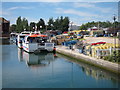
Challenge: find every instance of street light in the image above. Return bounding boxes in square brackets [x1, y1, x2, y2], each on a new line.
[33, 27, 35, 31]
[113, 14, 117, 62]
[40, 26, 42, 29]
[24, 28, 26, 31]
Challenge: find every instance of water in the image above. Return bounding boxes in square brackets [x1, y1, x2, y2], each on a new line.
[1, 44, 120, 88]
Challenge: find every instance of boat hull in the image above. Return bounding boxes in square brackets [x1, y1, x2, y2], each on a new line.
[22, 43, 55, 53]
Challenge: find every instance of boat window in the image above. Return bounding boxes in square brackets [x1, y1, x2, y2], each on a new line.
[21, 33, 30, 34]
[20, 36, 25, 40]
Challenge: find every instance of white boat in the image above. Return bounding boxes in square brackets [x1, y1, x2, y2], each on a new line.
[22, 34, 55, 53]
[21, 31, 41, 35]
[17, 33, 29, 48]
[17, 31, 41, 49]
[10, 33, 19, 44]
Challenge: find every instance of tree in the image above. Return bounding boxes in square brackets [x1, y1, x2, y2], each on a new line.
[51, 16, 69, 32]
[37, 18, 46, 31]
[16, 16, 23, 32]
[10, 24, 16, 32]
[79, 21, 120, 30]
[30, 22, 36, 31]
[54, 17, 60, 30]
[22, 18, 28, 31]
[62, 17, 69, 31]
[15, 16, 29, 32]
[47, 17, 54, 30]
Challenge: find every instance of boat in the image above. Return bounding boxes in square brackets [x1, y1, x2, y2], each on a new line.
[10, 33, 19, 44]
[17, 31, 41, 49]
[17, 33, 29, 48]
[22, 34, 55, 53]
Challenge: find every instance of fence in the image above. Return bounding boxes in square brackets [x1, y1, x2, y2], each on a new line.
[96, 48, 120, 58]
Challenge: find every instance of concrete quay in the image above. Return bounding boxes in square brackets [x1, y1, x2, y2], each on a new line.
[56, 45, 120, 74]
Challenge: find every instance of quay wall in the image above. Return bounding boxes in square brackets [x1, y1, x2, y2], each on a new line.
[56, 46, 120, 74]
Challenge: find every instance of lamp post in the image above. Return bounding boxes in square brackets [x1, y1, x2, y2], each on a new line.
[24, 28, 26, 31]
[40, 26, 42, 32]
[113, 14, 116, 62]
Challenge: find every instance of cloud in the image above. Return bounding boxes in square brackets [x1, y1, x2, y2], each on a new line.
[2, 0, 63, 2]
[73, 2, 113, 13]
[1, 0, 119, 2]
[55, 8, 98, 17]
[74, 2, 94, 8]
[0, 11, 11, 16]
[8, 6, 33, 10]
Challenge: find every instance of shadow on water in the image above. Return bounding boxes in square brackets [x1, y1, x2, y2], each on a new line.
[18, 48, 57, 68]
[57, 53, 120, 84]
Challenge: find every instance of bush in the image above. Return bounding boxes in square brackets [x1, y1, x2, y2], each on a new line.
[103, 50, 120, 63]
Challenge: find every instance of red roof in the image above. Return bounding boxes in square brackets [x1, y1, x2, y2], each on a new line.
[91, 42, 106, 45]
[63, 31, 68, 34]
[29, 34, 47, 37]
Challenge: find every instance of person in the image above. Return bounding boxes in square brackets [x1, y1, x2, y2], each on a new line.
[82, 45, 85, 54]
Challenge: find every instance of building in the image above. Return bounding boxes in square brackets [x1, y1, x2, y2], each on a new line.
[0, 17, 10, 37]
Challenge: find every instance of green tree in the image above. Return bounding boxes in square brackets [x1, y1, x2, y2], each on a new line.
[54, 17, 60, 30]
[48, 17, 54, 30]
[16, 16, 23, 32]
[10, 24, 16, 32]
[37, 18, 46, 31]
[53, 16, 69, 32]
[62, 17, 69, 31]
[30, 22, 36, 31]
[79, 21, 119, 30]
[22, 18, 28, 31]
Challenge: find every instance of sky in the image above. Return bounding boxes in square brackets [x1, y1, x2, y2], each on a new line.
[0, 1, 119, 26]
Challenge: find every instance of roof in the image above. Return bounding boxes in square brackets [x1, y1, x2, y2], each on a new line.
[0, 17, 10, 23]
[29, 34, 47, 37]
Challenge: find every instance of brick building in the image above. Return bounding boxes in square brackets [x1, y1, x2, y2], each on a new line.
[0, 17, 10, 37]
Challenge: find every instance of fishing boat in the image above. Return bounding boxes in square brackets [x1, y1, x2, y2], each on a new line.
[22, 34, 55, 53]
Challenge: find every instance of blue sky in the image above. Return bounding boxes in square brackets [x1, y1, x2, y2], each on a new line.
[1, 2, 119, 25]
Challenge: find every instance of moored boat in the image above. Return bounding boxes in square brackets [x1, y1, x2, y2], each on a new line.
[17, 31, 41, 49]
[22, 34, 55, 53]
[17, 33, 30, 48]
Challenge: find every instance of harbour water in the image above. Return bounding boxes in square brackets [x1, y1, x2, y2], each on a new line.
[1, 43, 120, 88]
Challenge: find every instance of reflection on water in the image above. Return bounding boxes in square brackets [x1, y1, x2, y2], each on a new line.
[57, 54, 120, 84]
[2, 44, 120, 88]
[18, 48, 56, 68]
[0, 38, 10, 45]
